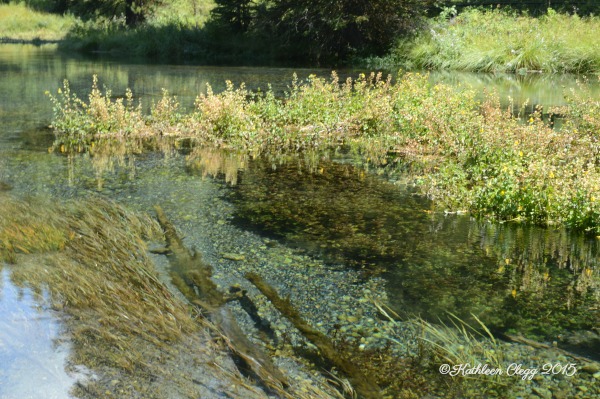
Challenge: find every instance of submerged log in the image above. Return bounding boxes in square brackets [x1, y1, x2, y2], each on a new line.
[246, 272, 382, 399]
[153, 206, 287, 390]
[502, 333, 599, 366]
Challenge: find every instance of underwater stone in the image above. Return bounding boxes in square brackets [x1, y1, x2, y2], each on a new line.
[221, 253, 245, 261]
[581, 363, 600, 374]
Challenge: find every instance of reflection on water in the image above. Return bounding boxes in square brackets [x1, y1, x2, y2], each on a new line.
[2, 44, 599, 143]
[0, 43, 333, 143]
[388, 217, 599, 356]
[225, 156, 599, 358]
[0, 269, 86, 399]
[428, 70, 600, 114]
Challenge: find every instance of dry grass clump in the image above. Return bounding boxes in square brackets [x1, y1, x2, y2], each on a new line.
[0, 200, 68, 263]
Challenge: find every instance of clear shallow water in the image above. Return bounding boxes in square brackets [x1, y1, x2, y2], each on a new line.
[0, 269, 86, 399]
[0, 41, 598, 389]
[226, 157, 600, 358]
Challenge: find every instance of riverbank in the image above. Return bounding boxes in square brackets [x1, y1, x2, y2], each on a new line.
[367, 8, 600, 73]
[48, 72, 600, 233]
[5, 3, 600, 72]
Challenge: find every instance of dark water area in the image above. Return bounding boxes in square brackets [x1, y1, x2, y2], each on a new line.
[0, 43, 599, 398]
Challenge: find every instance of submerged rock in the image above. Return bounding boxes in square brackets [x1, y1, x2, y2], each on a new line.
[221, 252, 246, 261]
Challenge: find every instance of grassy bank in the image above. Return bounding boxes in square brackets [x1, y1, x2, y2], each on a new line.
[48, 72, 600, 233]
[0, 3, 75, 41]
[0, 196, 200, 397]
[369, 8, 600, 73]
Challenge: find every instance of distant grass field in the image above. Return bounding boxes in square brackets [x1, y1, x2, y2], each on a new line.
[0, 1, 213, 44]
[370, 8, 600, 73]
[149, 0, 214, 26]
[0, 3, 75, 41]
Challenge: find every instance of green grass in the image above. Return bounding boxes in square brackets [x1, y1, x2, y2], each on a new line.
[0, 3, 76, 41]
[370, 8, 600, 73]
[47, 72, 600, 233]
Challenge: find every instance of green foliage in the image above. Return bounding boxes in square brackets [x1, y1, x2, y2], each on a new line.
[44, 0, 160, 26]
[48, 72, 600, 232]
[372, 8, 600, 73]
[210, 0, 253, 32]
[254, 0, 429, 62]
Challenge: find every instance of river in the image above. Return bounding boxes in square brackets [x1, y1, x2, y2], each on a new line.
[1, 44, 599, 398]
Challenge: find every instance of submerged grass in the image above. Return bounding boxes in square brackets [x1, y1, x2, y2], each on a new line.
[48, 72, 600, 233]
[0, 3, 75, 41]
[372, 302, 510, 398]
[0, 195, 195, 361]
[0, 194, 345, 398]
[370, 8, 600, 74]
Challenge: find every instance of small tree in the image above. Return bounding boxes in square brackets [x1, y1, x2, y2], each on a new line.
[125, 0, 146, 26]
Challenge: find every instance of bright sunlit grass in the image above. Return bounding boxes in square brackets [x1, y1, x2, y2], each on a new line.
[374, 8, 600, 73]
[0, 3, 76, 41]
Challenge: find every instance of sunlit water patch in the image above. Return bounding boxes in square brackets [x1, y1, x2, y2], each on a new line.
[0, 268, 88, 399]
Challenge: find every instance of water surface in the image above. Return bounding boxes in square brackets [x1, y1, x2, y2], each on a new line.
[0, 269, 84, 399]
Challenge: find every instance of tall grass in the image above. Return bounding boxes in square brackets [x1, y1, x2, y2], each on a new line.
[372, 8, 600, 73]
[48, 72, 600, 233]
[0, 3, 75, 41]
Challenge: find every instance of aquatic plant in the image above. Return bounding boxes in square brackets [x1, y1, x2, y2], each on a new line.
[0, 194, 351, 398]
[363, 301, 515, 398]
[48, 72, 600, 233]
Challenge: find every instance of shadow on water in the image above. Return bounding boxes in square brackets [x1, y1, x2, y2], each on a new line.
[221, 155, 600, 360]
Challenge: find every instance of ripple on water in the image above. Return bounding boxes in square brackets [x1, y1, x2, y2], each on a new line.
[0, 268, 90, 399]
